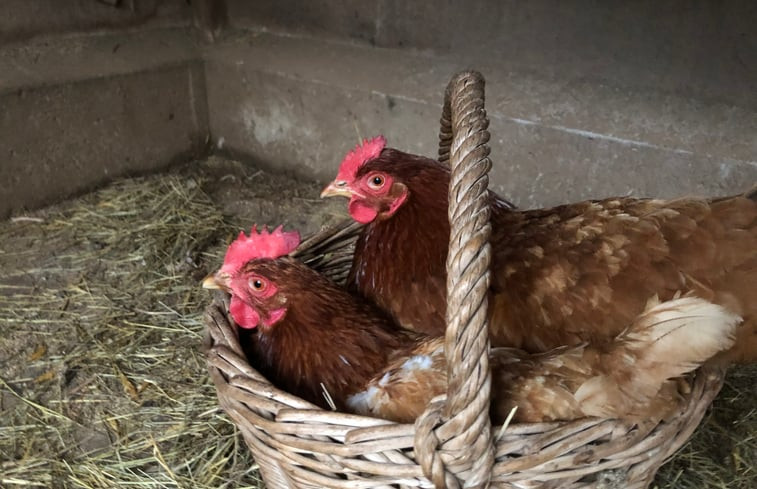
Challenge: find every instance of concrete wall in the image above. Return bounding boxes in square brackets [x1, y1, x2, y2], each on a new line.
[0, 1, 208, 218]
[2, 0, 756, 217]
[0, 0, 190, 44]
[214, 0, 757, 207]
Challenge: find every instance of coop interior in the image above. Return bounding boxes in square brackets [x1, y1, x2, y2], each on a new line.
[1, 1, 756, 488]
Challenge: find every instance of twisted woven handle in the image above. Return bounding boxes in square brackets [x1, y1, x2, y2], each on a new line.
[438, 84, 453, 166]
[415, 71, 494, 489]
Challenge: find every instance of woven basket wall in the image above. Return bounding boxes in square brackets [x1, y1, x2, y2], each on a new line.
[203, 71, 724, 489]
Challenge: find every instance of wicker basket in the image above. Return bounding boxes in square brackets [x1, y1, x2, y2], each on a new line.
[203, 71, 725, 489]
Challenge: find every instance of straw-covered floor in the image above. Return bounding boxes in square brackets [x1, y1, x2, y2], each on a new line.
[1, 156, 754, 488]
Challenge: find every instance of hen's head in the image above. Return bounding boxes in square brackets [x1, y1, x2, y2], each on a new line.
[203, 225, 300, 329]
[320, 136, 410, 224]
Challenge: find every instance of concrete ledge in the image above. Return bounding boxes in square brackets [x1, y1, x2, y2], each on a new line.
[0, 28, 200, 93]
[0, 0, 190, 44]
[225, 0, 377, 45]
[205, 31, 757, 207]
[0, 28, 208, 218]
[226, 1, 757, 111]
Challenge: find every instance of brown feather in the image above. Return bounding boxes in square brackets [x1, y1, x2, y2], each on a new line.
[348, 150, 757, 363]
[347, 296, 739, 423]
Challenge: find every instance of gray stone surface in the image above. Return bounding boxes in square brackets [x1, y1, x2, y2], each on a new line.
[0, 28, 200, 91]
[0, 0, 190, 44]
[488, 115, 757, 208]
[2, 0, 756, 216]
[0, 62, 208, 217]
[205, 61, 439, 182]
[225, 0, 378, 44]
[205, 31, 757, 207]
[0, 26, 208, 219]
[225, 0, 757, 110]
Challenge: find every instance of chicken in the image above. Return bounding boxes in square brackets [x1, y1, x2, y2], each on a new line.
[203, 225, 410, 410]
[203, 225, 739, 423]
[321, 136, 757, 363]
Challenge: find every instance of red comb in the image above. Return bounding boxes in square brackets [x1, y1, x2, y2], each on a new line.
[220, 225, 301, 274]
[335, 135, 386, 182]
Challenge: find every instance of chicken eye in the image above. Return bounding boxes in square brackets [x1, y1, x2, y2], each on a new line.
[250, 278, 266, 291]
[368, 174, 385, 189]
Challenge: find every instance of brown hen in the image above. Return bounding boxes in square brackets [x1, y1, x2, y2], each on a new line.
[321, 137, 757, 363]
[204, 225, 739, 423]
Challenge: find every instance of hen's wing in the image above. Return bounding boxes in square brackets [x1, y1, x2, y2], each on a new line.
[490, 296, 740, 423]
[487, 194, 756, 362]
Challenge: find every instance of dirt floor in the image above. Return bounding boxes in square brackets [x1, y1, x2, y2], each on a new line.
[1, 156, 755, 488]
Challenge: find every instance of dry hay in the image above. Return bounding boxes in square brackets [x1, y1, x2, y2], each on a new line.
[0, 168, 257, 488]
[0, 157, 754, 488]
[653, 364, 756, 489]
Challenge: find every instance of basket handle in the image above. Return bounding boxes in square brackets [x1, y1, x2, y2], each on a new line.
[437, 83, 453, 166]
[415, 71, 494, 489]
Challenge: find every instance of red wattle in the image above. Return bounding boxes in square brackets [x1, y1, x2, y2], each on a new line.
[230, 296, 260, 329]
[349, 197, 379, 224]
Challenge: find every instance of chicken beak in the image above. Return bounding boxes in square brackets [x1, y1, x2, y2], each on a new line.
[320, 180, 353, 199]
[202, 271, 231, 292]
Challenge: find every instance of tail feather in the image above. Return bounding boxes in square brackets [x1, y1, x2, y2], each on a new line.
[623, 296, 739, 377]
[574, 296, 740, 418]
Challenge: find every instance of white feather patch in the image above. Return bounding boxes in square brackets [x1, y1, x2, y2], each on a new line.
[626, 296, 740, 369]
[346, 386, 380, 415]
[347, 354, 436, 417]
[400, 355, 433, 372]
[575, 296, 741, 416]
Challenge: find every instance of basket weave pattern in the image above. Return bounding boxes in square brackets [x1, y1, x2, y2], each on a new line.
[203, 71, 724, 489]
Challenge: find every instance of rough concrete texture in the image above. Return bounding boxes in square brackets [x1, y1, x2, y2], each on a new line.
[0, 24, 209, 219]
[227, 1, 757, 110]
[0, 0, 190, 44]
[376, 1, 757, 109]
[2, 0, 756, 216]
[225, 0, 378, 44]
[0, 62, 208, 217]
[206, 62, 439, 182]
[1, 28, 200, 89]
[204, 31, 757, 207]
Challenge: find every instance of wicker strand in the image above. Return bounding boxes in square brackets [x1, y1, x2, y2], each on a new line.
[438, 83, 453, 166]
[415, 71, 494, 489]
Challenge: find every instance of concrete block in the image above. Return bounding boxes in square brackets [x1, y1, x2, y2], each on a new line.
[375, 0, 500, 51]
[488, 115, 757, 207]
[204, 32, 757, 207]
[0, 0, 191, 44]
[483, 70, 757, 164]
[206, 62, 439, 183]
[0, 28, 200, 90]
[2, 1, 754, 216]
[377, 0, 757, 114]
[0, 62, 208, 218]
[224, 0, 378, 44]
[208, 61, 756, 208]
[222, 1, 757, 112]
[191, 0, 228, 42]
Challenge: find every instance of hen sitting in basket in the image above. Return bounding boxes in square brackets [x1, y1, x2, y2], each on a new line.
[320, 136, 757, 364]
[202, 225, 739, 424]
